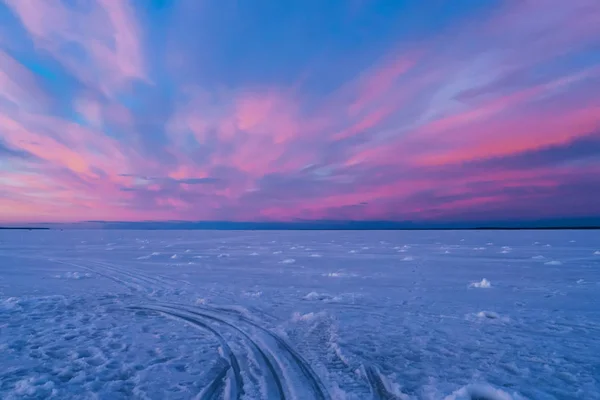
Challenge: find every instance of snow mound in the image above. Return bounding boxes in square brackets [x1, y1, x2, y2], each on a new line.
[304, 291, 333, 301]
[465, 310, 511, 323]
[55, 272, 93, 280]
[291, 311, 327, 322]
[444, 383, 517, 400]
[471, 311, 510, 323]
[476, 311, 500, 319]
[469, 278, 491, 288]
[545, 260, 562, 266]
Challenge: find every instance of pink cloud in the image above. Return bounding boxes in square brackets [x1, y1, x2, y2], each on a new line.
[4, 0, 146, 96]
[347, 52, 420, 116]
[2, 2, 599, 224]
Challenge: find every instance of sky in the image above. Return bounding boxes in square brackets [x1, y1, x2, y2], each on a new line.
[1, 0, 599, 225]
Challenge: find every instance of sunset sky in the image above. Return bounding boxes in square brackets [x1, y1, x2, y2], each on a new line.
[1, 0, 599, 224]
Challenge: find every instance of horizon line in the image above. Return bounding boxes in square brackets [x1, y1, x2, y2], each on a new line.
[2, 217, 600, 230]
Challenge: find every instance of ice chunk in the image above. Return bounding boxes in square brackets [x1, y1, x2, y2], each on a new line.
[544, 260, 562, 266]
[323, 272, 357, 278]
[55, 272, 92, 280]
[469, 278, 491, 288]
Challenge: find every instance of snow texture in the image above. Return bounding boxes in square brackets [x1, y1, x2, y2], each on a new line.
[1, 229, 599, 399]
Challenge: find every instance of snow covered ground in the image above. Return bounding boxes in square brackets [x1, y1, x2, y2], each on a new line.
[1, 229, 599, 399]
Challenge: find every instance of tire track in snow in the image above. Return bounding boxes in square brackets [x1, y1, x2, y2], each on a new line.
[195, 358, 231, 400]
[52, 258, 177, 295]
[85, 259, 174, 294]
[135, 304, 287, 399]
[89, 259, 182, 288]
[129, 306, 244, 400]
[52, 259, 144, 292]
[364, 364, 403, 400]
[154, 302, 331, 400]
[50, 256, 329, 399]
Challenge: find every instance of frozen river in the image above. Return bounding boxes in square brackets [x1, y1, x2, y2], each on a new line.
[1, 230, 599, 399]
